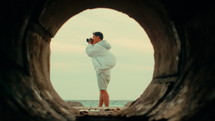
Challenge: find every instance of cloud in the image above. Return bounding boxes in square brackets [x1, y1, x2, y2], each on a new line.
[51, 41, 85, 53]
[114, 63, 154, 72]
[110, 37, 154, 53]
[51, 61, 76, 70]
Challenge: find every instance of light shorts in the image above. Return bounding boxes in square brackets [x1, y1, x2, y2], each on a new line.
[96, 68, 111, 90]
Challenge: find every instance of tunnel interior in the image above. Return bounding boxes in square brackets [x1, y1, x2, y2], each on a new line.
[0, 0, 215, 121]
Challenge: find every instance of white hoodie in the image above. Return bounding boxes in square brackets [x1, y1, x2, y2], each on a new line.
[86, 40, 116, 70]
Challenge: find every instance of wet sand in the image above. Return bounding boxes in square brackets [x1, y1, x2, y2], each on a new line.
[74, 107, 125, 116]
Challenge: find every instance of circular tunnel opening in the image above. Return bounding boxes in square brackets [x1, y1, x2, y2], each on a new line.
[50, 8, 154, 107]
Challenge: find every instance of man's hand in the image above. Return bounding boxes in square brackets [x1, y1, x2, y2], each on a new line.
[89, 40, 94, 44]
[88, 41, 92, 44]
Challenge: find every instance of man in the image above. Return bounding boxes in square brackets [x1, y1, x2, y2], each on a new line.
[85, 32, 116, 107]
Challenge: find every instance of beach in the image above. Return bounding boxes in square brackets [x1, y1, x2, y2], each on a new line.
[65, 100, 132, 107]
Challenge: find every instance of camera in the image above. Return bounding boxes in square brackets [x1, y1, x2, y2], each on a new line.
[86, 38, 93, 43]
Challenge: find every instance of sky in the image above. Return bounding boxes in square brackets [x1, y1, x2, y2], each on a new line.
[50, 8, 154, 101]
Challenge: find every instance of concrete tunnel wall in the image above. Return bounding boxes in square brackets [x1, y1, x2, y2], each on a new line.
[0, 0, 214, 121]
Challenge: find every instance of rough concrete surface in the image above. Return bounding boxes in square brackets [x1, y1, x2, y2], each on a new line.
[0, 0, 214, 121]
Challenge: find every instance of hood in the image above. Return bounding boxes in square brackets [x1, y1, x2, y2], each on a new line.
[98, 40, 111, 50]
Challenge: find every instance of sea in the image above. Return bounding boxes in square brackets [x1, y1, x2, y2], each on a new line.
[65, 100, 133, 107]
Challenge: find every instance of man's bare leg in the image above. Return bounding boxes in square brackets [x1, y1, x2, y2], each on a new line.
[101, 90, 109, 107]
[99, 91, 104, 107]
